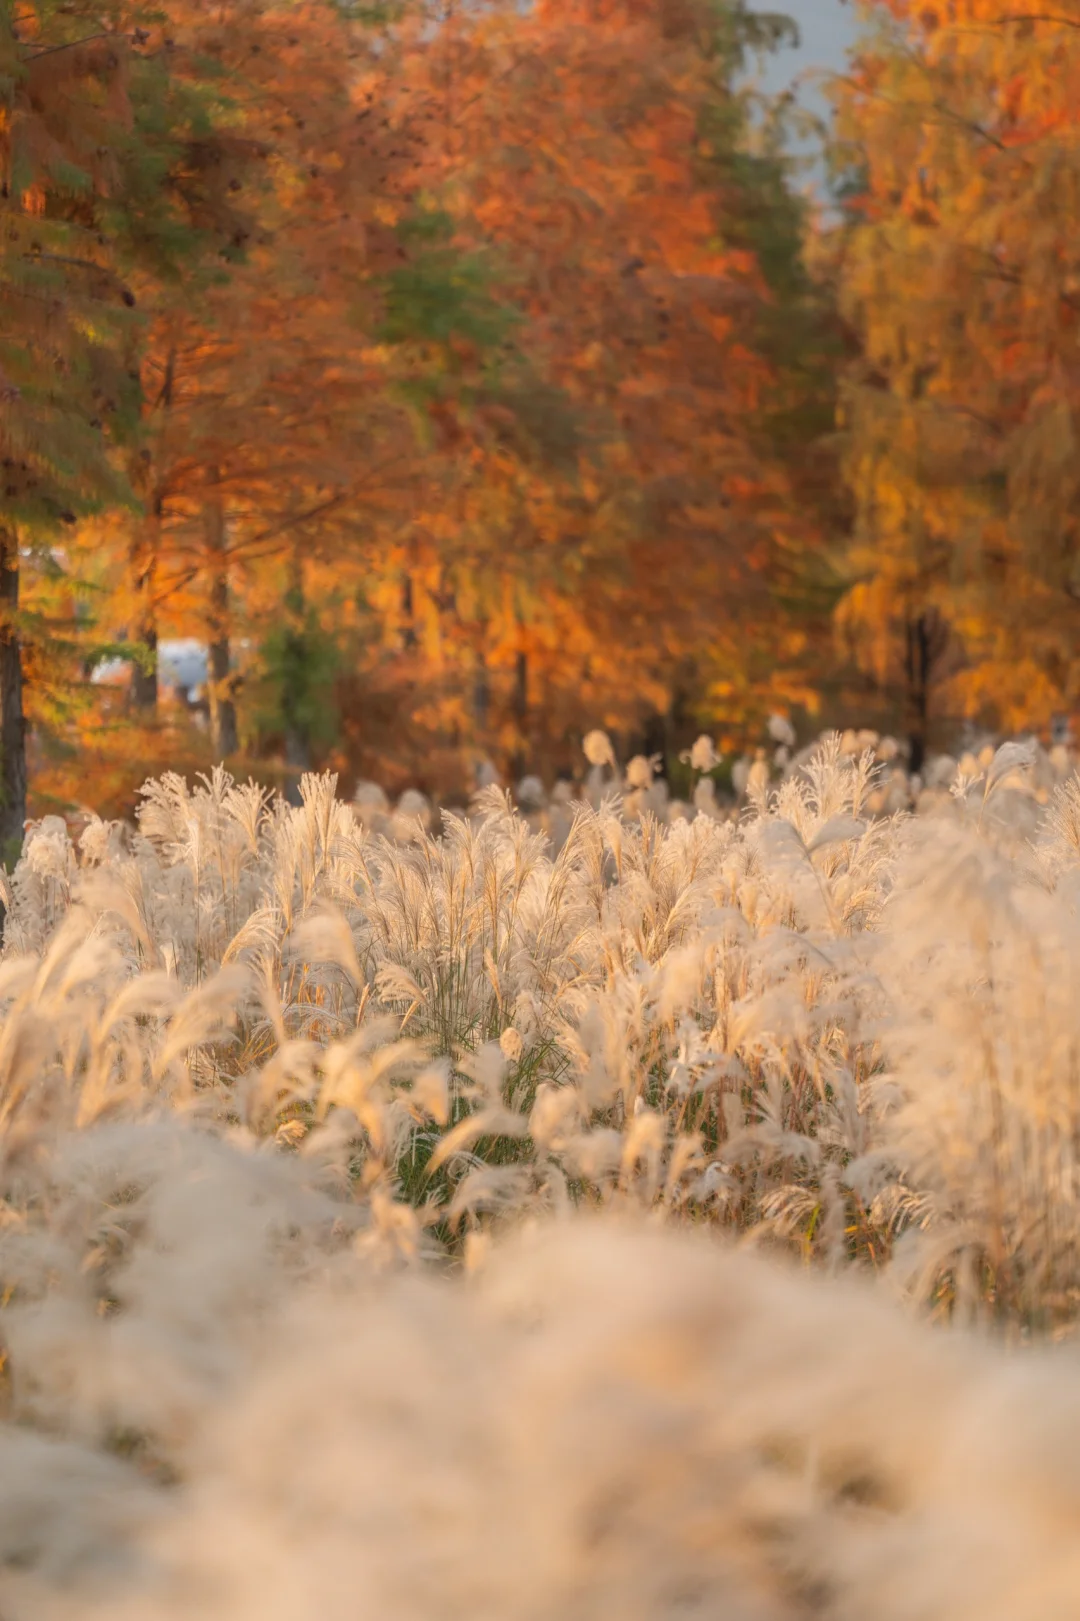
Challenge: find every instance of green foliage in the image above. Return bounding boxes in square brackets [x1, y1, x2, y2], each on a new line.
[256, 602, 342, 752]
[379, 208, 519, 351]
[707, 0, 799, 75]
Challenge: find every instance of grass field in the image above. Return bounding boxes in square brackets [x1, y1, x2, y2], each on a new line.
[1, 730, 1079, 1618]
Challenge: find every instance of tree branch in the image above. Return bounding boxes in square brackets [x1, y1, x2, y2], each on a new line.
[990, 13, 1080, 28]
[22, 31, 112, 61]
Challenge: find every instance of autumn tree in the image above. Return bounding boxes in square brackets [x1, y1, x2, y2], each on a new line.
[0, 0, 265, 847]
[1, 10, 132, 852]
[98, 0, 479, 785]
[360, 0, 837, 772]
[831, 0, 1080, 744]
[7, 0, 843, 816]
[108, 3, 365, 731]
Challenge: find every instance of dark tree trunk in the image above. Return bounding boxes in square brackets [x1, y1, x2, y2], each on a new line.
[400, 570, 417, 650]
[904, 607, 948, 777]
[0, 527, 26, 864]
[473, 650, 490, 735]
[639, 709, 671, 780]
[510, 646, 529, 779]
[513, 648, 528, 727]
[283, 727, 311, 808]
[282, 543, 310, 807]
[131, 352, 173, 717]
[130, 501, 160, 713]
[205, 473, 238, 759]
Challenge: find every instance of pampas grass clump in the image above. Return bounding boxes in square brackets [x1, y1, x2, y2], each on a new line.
[2, 736, 1080, 1616]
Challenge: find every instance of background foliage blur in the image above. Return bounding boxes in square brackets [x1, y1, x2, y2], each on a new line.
[2, 0, 1077, 834]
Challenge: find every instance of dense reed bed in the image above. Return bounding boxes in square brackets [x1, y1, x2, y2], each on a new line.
[1, 732, 1079, 1618]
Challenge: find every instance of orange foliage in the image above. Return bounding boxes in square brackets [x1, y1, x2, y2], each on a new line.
[340, 0, 828, 772]
[833, 0, 1080, 736]
[14, 0, 836, 816]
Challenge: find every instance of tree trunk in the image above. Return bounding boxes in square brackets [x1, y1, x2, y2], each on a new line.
[640, 708, 671, 780]
[513, 648, 528, 728]
[205, 472, 238, 759]
[473, 648, 490, 735]
[904, 607, 947, 778]
[282, 543, 310, 807]
[401, 569, 417, 650]
[130, 500, 160, 713]
[510, 646, 528, 779]
[283, 727, 311, 807]
[130, 350, 174, 715]
[0, 527, 27, 864]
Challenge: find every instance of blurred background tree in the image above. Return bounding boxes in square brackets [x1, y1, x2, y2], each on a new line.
[8, 0, 1077, 831]
[829, 0, 1080, 759]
